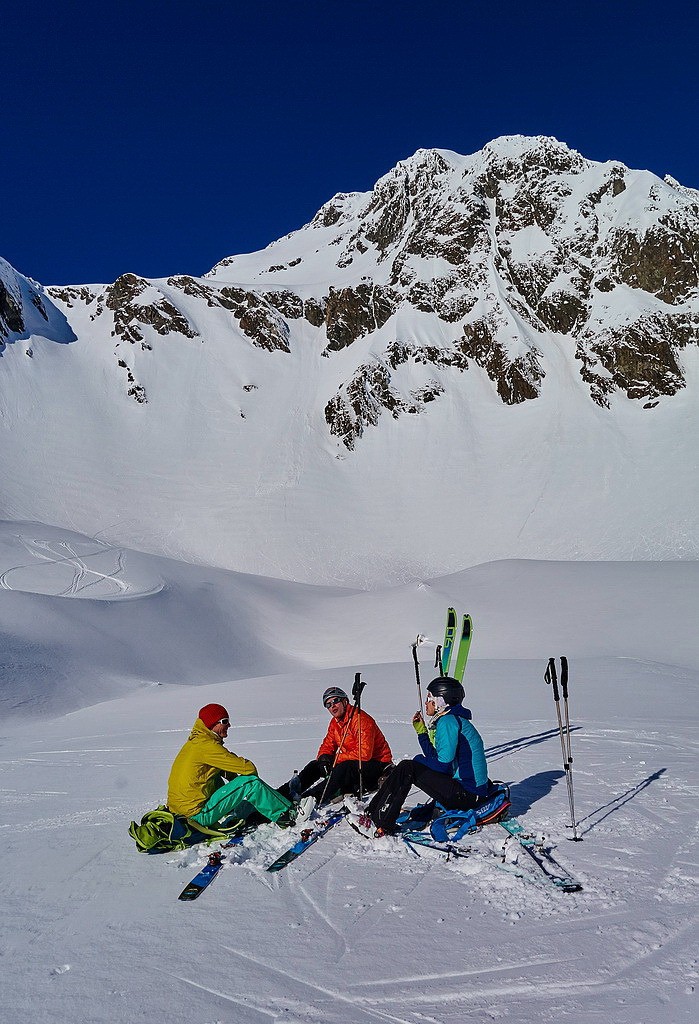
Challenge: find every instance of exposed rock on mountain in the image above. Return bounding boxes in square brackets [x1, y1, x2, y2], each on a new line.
[204, 135, 698, 442]
[12, 136, 697, 443]
[0, 257, 75, 354]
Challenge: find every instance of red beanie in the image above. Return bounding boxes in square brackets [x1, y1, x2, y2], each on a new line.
[199, 703, 229, 730]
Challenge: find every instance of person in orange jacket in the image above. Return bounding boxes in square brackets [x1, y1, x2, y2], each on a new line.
[279, 686, 393, 806]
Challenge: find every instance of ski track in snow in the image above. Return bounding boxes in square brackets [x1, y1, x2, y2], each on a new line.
[0, 530, 163, 599]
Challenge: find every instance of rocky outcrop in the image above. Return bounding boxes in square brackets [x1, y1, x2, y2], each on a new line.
[1, 260, 71, 352]
[218, 287, 291, 352]
[0, 276, 24, 340]
[117, 358, 147, 404]
[105, 274, 197, 344]
[605, 218, 699, 303]
[325, 361, 443, 450]
[459, 317, 543, 404]
[324, 284, 399, 352]
[577, 311, 697, 406]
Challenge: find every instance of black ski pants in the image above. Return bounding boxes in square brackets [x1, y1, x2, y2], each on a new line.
[366, 758, 478, 830]
[279, 758, 389, 805]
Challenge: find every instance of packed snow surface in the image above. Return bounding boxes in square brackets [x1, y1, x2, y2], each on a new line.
[1, 522, 697, 1023]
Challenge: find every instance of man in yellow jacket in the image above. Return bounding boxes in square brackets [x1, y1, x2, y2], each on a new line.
[167, 703, 295, 830]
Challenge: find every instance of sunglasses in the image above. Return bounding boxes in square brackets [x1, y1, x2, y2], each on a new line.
[325, 698, 344, 708]
[425, 696, 435, 704]
[217, 717, 230, 726]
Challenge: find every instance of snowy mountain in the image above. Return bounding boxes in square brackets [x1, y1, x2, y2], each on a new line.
[1, 136, 698, 583]
[2, 135, 698, 1024]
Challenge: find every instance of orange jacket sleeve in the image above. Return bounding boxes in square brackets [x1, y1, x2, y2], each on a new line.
[317, 717, 340, 759]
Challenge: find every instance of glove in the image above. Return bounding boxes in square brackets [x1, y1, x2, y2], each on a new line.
[412, 711, 427, 735]
[317, 754, 333, 775]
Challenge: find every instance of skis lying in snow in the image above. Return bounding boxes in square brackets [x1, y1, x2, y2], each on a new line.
[399, 802, 582, 894]
[177, 811, 346, 897]
[178, 823, 263, 901]
[266, 810, 347, 873]
[178, 850, 225, 901]
[498, 817, 582, 893]
[402, 833, 472, 860]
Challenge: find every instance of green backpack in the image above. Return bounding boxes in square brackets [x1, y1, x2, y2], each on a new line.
[128, 805, 197, 854]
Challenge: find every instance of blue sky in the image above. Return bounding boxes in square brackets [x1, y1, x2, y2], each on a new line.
[3, 0, 697, 285]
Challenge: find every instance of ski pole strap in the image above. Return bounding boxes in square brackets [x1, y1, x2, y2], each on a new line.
[544, 657, 560, 701]
[430, 810, 478, 843]
[560, 656, 569, 699]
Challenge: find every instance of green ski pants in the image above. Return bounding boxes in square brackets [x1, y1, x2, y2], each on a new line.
[191, 774, 292, 829]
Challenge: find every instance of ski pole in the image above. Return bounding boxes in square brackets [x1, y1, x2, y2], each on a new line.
[559, 656, 580, 840]
[318, 673, 365, 806]
[544, 656, 581, 841]
[353, 672, 364, 799]
[560, 656, 573, 766]
[411, 637, 424, 712]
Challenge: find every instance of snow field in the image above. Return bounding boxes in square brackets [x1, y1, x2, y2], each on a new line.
[0, 522, 697, 1023]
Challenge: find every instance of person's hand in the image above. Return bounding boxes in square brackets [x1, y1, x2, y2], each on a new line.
[412, 711, 427, 735]
[317, 754, 333, 775]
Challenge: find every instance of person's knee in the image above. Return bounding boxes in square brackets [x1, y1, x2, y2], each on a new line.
[394, 759, 416, 782]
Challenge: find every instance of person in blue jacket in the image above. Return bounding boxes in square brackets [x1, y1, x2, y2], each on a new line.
[357, 676, 489, 836]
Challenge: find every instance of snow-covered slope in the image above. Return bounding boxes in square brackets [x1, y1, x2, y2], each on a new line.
[1, 137, 698, 584]
[1, 527, 697, 1024]
[2, 521, 698, 721]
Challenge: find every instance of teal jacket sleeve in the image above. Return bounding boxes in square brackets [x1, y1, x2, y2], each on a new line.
[414, 715, 458, 774]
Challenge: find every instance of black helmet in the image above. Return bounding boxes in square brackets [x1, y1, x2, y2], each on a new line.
[322, 686, 348, 708]
[427, 676, 464, 706]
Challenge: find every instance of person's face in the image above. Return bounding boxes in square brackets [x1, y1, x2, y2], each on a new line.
[425, 695, 436, 715]
[212, 717, 230, 737]
[326, 697, 348, 721]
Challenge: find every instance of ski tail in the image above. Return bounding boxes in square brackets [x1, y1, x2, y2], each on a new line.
[440, 607, 457, 675]
[178, 851, 224, 901]
[453, 614, 473, 682]
[499, 818, 582, 893]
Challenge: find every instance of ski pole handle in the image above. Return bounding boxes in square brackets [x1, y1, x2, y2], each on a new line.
[544, 657, 560, 701]
[352, 672, 366, 703]
[560, 656, 569, 700]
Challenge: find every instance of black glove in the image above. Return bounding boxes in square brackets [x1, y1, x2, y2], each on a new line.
[317, 754, 333, 776]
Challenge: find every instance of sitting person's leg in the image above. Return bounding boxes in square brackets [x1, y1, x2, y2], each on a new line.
[359, 759, 393, 794]
[278, 759, 325, 801]
[305, 759, 357, 803]
[193, 775, 293, 830]
[367, 760, 478, 831]
[409, 761, 479, 812]
[366, 759, 418, 829]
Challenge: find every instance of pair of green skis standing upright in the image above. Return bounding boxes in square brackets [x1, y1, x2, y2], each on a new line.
[439, 607, 472, 681]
